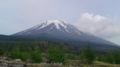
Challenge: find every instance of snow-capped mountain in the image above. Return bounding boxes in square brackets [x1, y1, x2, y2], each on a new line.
[13, 20, 84, 41]
[14, 20, 82, 35]
[13, 20, 119, 51]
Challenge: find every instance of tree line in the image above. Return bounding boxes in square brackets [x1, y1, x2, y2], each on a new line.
[0, 41, 120, 64]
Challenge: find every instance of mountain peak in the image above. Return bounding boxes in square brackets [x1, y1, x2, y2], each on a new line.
[46, 20, 66, 29]
[46, 20, 64, 24]
[35, 20, 67, 30]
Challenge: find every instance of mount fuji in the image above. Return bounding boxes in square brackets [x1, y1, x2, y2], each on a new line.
[12, 20, 119, 51]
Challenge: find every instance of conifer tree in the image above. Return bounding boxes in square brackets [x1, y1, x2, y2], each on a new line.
[80, 45, 95, 64]
[48, 46, 65, 63]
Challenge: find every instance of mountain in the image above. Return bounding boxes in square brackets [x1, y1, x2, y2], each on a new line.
[13, 20, 88, 41]
[0, 35, 28, 41]
[12, 20, 119, 51]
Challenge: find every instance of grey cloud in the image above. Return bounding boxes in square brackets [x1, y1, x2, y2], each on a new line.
[75, 12, 120, 38]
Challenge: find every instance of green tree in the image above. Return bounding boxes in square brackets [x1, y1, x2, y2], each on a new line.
[10, 47, 30, 61]
[48, 46, 65, 63]
[80, 45, 95, 64]
[10, 47, 21, 59]
[112, 50, 120, 64]
[31, 47, 42, 63]
[99, 50, 120, 64]
[20, 52, 30, 61]
[0, 49, 4, 56]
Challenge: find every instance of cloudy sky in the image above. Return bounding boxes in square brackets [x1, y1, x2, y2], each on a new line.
[0, 0, 120, 45]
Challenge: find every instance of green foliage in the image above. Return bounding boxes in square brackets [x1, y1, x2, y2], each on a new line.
[10, 47, 30, 61]
[80, 45, 95, 64]
[10, 47, 21, 59]
[113, 50, 120, 64]
[0, 49, 4, 56]
[98, 53, 115, 64]
[48, 46, 65, 63]
[1, 41, 120, 64]
[98, 50, 120, 64]
[65, 54, 76, 60]
[20, 52, 30, 61]
[31, 47, 42, 63]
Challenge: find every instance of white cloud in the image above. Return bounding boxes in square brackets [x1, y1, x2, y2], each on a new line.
[75, 12, 120, 38]
[80, 13, 106, 22]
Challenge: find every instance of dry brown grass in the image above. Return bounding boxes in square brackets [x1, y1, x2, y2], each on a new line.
[25, 61, 120, 67]
[1, 60, 120, 67]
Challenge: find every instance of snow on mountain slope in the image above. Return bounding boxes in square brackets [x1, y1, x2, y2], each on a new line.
[14, 20, 82, 36]
[33, 20, 66, 29]
[32, 20, 70, 33]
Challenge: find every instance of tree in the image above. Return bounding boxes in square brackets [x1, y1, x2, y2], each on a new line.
[80, 45, 95, 64]
[0, 49, 4, 56]
[113, 50, 120, 64]
[10, 47, 21, 59]
[20, 52, 30, 61]
[31, 47, 42, 63]
[10, 46, 30, 61]
[48, 46, 65, 63]
[99, 50, 120, 64]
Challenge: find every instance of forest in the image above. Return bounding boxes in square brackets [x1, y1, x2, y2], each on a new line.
[0, 40, 120, 65]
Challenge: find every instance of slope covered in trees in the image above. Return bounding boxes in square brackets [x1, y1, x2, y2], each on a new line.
[0, 40, 120, 64]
